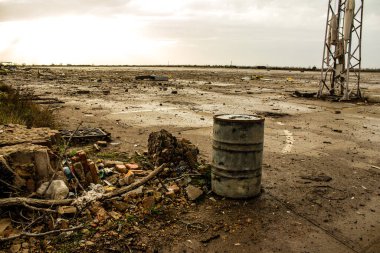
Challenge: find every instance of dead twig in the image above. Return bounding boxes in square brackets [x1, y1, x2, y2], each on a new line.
[0, 225, 84, 242]
[42, 121, 85, 196]
[0, 178, 21, 192]
[23, 216, 43, 231]
[0, 197, 72, 208]
[157, 177, 169, 192]
[22, 202, 57, 213]
[0, 163, 167, 208]
[62, 121, 83, 157]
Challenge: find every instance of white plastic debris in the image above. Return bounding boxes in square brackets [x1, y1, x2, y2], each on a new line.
[72, 184, 105, 209]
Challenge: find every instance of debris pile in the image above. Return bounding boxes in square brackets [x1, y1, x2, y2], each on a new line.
[135, 75, 169, 81]
[148, 129, 199, 172]
[0, 128, 210, 252]
[0, 144, 58, 197]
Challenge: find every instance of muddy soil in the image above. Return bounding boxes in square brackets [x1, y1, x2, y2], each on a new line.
[2, 67, 380, 252]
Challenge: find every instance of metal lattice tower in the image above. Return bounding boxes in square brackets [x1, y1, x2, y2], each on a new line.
[318, 0, 364, 100]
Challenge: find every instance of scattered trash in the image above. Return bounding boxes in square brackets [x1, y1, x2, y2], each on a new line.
[59, 128, 111, 144]
[135, 75, 169, 81]
[293, 90, 317, 98]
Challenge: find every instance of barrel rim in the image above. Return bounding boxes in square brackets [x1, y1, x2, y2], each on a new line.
[214, 114, 265, 123]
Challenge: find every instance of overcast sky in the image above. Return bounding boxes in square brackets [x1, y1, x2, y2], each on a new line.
[0, 0, 379, 67]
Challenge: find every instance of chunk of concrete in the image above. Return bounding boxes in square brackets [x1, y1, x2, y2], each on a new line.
[37, 180, 69, 200]
[34, 149, 54, 182]
[185, 185, 203, 201]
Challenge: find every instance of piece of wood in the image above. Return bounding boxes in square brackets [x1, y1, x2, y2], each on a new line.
[0, 225, 83, 242]
[0, 197, 73, 207]
[102, 163, 166, 199]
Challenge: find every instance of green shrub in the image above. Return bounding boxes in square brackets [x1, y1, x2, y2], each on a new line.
[0, 84, 56, 128]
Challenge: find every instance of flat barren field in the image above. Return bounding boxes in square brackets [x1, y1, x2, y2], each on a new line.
[2, 66, 380, 252]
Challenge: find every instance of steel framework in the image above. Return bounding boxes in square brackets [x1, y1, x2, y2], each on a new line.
[318, 0, 364, 100]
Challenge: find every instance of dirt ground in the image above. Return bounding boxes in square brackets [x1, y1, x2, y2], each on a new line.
[2, 66, 380, 252]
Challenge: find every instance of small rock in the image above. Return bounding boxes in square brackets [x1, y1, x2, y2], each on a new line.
[119, 170, 135, 186]
[36, 180, 69, 200]
[209, 197, 217, 202]
[85, 241, 95, 246]
[112, 201, 129, 212]
[168, 184, 180, 193]
[81, 228, 91, 234]
[10, 243, 21, 253]
[165, 191, 176, 198]
[142, 196, 155, 209]
[115, 164, 127, 173]
[109, 211, 122, 220]
[186, 185, 203, 201]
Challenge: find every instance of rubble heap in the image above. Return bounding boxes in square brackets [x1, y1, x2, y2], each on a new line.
[0, 124, 60, 148]
[0, 128, 210, 252]
[148, 129, 199, 170]
[0, 144, 58, 197]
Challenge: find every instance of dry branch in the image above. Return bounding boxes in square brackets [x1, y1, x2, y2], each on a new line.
[22, 202, 58, 213]
[0, 225, 83, 242]
[0, 163, 166, 208]
[0, 197, 73, 207]
[102, 163, 166, 199]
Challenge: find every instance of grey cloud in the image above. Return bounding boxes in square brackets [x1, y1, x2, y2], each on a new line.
[0, 0, 378, 67]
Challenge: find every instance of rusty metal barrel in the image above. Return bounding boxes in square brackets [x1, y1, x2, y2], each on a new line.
[212, 114, 265, 198]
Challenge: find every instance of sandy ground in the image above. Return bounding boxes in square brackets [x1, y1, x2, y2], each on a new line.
[2, 66, 380, 252]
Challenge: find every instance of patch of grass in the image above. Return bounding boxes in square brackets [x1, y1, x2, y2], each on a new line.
[68, 149, 79, 157]
[0, 83, 56, 128]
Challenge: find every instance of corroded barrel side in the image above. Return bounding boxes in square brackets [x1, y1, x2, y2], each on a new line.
[212, 114, 265, 198]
